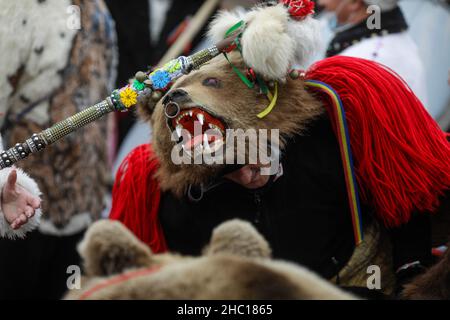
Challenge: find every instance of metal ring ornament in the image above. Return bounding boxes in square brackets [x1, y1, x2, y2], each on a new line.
[164, 102, 181, 119]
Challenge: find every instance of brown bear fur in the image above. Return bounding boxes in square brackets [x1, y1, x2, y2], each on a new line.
[137, 52, 323, 196]
[64, 219, 356, 300]
[401, 242, 450, 300]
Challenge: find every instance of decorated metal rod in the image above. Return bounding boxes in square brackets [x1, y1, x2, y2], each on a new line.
[0, 38, 235, 169]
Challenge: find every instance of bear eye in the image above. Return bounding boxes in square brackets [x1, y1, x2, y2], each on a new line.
[202, 77, 221, 88]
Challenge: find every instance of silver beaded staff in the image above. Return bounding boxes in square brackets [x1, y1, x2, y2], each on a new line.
[0, 38, 234, 169]
[0, 99, 117, 168]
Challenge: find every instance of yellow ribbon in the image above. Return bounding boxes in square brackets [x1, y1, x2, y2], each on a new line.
[257, 82, 278, 119]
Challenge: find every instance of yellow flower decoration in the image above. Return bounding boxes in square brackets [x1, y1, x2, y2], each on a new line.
[119, 87, 138, 108]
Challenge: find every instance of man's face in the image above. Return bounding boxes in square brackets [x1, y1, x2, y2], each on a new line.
[318, 0, 362, 24]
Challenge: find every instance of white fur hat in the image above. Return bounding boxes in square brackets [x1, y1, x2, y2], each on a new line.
[363, 0, 399, 11]
[208, 1, 321, 80]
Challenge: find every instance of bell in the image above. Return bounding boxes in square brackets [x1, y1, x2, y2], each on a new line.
[289, 69, 300, 80]
[135, 71, 148, 83]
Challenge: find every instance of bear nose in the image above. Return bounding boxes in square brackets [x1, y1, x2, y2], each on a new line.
[163, 89, 189, 104]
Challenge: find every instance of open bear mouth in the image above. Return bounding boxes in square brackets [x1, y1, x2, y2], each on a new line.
[169, 107, 228, 154]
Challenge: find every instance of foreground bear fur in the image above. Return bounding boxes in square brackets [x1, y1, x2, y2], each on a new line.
[65, 219, 356, 300]
[401, 243, 450, 300]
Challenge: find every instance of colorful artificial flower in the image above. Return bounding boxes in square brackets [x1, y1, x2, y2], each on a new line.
[133, 79, 145, 91]
[151, 70, 171, 90]
[166, 60, 182, 74]
[119, 87, 138, 108]
[280, 0, 315, 20]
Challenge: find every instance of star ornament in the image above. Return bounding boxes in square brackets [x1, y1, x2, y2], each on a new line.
[280, 0, 315, 20]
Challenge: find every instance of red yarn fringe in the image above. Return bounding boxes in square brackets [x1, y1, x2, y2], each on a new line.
[109, 144, 168, 253]
[306, 56, 450, 227]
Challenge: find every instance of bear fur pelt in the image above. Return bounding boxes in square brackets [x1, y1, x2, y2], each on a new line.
[64, 219, 356, 300]
[137, 52, 324, 196]
[401, 243, 450, 300]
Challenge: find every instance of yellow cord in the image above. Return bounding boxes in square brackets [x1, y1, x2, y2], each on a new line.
[257, 82, 278, 119]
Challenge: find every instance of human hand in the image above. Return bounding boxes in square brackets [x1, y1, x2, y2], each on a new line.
[225, 164, 271, 189]
[1, 169, 41, 230]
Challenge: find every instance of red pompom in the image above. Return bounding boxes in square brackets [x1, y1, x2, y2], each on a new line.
[109, 144, 168, 253]
[280, 0, 315, 20]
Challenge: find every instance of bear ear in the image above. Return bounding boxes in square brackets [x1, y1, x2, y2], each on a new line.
[241, 4, 322, 80]
[207, 9, 245, 44]
[208, 3, 321, 81]
[204, 219, 272, 259]
[78, 220, 154, 277]
[240, 5, 294, 81]
[285, 15, 322, 68]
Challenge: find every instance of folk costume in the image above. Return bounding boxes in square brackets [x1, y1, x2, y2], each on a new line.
[0, 0, 116, 299]
[106, 0, 450, 294]
[325, 0, 428, 106]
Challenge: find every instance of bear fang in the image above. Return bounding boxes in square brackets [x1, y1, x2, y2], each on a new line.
[177, 304, 212, 318]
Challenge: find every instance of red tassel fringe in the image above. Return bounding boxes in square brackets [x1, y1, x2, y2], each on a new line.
[109, 144, 168, 253]
[306, 56, 450, 227]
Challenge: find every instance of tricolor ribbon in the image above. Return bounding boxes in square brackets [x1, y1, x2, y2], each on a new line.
[305, 80, 364, 245]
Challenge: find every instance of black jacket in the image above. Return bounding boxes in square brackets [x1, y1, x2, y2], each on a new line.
[159, 115, 357, 279]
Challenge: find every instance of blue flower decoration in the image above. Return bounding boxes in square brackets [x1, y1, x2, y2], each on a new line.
[151, 70, 171, 90]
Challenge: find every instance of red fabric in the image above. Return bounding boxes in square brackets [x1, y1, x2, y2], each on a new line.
[280, 0, 315, 19]
[306, 56, 450, 227]
[109, 144, 168, 253]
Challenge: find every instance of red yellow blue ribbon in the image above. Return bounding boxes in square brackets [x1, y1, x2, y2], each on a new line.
[305, 80, 364, 245]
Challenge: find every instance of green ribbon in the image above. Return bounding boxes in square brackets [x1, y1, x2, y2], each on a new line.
[223, 52, 254, 89]
[223, 20, 255, 89]
[225, 20, 245, 38]
[223, 20, 278, 118]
